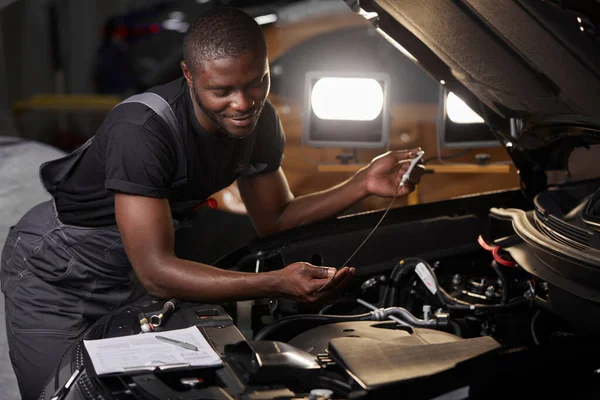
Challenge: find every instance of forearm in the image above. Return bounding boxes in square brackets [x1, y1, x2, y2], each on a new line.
[143, 255, 283, 302]
[275, 169, 369, 232]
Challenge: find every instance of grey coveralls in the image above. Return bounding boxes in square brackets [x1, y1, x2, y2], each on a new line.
[0, 94, 183, 400]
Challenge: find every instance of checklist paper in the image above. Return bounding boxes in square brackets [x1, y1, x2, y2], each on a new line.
[83, 326, 222, 375]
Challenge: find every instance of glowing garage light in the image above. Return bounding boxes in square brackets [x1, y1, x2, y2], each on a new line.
[577, 17, 582, 23]
[580, 26, 585, 32]
[440, 80, 446, 85]
[447, 92, 484, 124]
[254, 14, 278, 25]
[311, 78, 384, 121]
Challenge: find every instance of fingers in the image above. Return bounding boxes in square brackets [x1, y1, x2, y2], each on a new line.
[314, 267, 355, 303]
[393, 150, 425, 173]
[407, 147, 423, 158]
[399, 182, 415, 193]
[327, 266, 354, 288]
[315, 266, 351, 290]
[403, 164, 426, 183]
[300, 263, 337, 279]
[293, 265, 354, 301]
[396, 152, 426, 184]
[388, 147, 423, 162]
[283, 263, 354, 304]
[319, 267, 354, 293]
[412, 163, 426, 178]
[293, 262, 339, 294]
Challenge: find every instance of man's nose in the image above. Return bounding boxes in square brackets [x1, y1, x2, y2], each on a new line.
[231, 91, 255, 112]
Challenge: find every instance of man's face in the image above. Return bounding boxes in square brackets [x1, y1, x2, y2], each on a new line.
[183, 48, 270, 139]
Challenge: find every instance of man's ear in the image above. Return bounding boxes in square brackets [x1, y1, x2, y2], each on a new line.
[181, 61, 193, 87]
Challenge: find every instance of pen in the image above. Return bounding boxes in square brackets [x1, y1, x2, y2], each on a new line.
[50, 368, 82, 400]
[155, 335, 198, 351]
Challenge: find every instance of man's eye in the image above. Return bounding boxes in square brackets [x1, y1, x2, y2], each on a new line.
[213, 91, 229, 98]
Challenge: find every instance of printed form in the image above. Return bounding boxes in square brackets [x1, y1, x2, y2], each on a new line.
[84, 325, 222, 375]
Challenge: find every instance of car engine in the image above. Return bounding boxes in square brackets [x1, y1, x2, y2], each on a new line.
[40, 184, 600, 400]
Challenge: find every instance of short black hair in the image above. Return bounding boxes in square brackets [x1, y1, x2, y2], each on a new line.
[183, 7, 267, 73]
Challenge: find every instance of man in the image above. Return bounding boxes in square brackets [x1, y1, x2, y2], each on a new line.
[0, 7, 424, 400]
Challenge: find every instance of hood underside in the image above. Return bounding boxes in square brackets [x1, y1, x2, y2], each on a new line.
[353, 0, 600, 120]
[348, 0, 600, 193]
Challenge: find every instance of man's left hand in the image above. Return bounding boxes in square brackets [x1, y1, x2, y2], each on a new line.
[361, 148, 425, 198]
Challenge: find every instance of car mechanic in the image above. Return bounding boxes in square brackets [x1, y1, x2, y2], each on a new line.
[0, 7, 425, 400]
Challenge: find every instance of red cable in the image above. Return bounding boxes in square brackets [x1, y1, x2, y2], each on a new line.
[492, 246, 517, 267]
[478, 235, 497, 252]
[479, 235, 517, 267]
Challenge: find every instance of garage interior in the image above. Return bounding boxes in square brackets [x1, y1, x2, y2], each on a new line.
[4, 0, 598, 399]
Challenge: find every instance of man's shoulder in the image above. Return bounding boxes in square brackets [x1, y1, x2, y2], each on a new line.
[101, 77, 187, 128]
[147, 77, 187, 106]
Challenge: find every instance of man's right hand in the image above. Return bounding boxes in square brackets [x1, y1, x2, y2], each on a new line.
[273, 262, 355, 304]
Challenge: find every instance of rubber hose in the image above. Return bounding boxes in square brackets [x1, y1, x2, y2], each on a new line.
[384, 258, 427, 307]
[371, 307, 436, 327]
[491, 260, 508, 304]
[450, 321, 463, 337]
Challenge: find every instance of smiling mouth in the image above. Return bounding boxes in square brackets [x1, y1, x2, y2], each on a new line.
[228, 113, 256, 127]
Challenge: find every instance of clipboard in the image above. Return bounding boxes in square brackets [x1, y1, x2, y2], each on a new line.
[83, 325, 223, 377]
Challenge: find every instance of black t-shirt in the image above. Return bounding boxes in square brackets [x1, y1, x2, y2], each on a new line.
[53, 77, 285, 227]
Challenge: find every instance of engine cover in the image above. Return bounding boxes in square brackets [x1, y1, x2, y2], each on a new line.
[288, 321, 462, 355]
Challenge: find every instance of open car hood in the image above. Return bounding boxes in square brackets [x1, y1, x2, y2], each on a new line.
[346, 0, 600, 195]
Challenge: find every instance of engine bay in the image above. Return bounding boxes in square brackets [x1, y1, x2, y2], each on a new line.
[29, 0, 600, 397]
[220, 180, 600, 397]
[42, 183, 600, 400]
